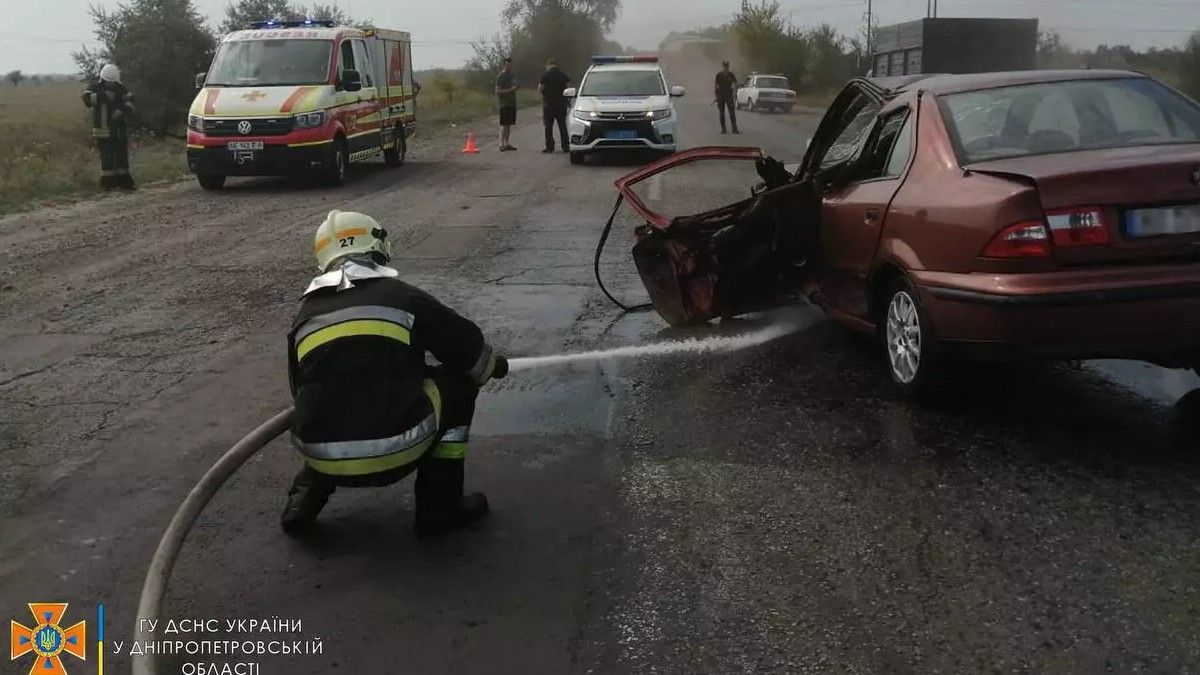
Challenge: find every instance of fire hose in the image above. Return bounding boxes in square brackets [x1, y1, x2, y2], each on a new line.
[133, 407, 294, 675]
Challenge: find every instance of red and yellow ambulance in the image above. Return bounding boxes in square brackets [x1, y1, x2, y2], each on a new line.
[187, 21, 417, 189]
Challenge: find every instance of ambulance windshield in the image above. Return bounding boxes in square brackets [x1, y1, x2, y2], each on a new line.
[207, 39, 332, 86]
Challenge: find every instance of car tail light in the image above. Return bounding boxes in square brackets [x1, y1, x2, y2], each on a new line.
[1046, 207, 1110, 247]
[981, 221, 1051, 258]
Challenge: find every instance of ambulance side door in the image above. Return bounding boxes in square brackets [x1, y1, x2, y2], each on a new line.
[349, 38, 383, 155]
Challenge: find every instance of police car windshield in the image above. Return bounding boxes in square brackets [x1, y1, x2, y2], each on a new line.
[580, 70, 665, 97]
[207, 39, 332, 86]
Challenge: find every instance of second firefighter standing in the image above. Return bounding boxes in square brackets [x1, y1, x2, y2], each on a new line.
[82, 63, 136, 190]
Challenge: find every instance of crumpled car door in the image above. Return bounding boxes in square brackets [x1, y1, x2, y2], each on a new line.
[613, 146, 820, 326]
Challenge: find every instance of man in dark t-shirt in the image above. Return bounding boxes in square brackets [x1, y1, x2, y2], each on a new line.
[714, 61, 740, 134]
[495, 57, 519, 151]
[539, 58, 572, 153]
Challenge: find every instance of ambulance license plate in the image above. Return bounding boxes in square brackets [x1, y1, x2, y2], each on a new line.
[227, 141, 264, 151]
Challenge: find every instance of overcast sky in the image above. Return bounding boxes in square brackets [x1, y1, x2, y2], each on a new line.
[2, 0, 1198, 74]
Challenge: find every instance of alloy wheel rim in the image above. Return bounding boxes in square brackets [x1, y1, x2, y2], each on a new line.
[886, 291, 921, 384]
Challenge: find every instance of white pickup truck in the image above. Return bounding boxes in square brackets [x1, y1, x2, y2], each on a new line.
[736, 74, 797, 113]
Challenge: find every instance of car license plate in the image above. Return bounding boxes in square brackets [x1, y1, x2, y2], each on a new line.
[605, 129, 638, 140]
[1125, 204, 1200, 238]
[227, 141, 264, 151]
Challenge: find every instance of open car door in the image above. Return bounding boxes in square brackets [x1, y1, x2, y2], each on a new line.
[614, 147, 820, 326]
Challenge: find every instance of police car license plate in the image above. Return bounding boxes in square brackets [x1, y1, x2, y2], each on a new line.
[227, 141, 264, 151]
[605, 129, 638, 140]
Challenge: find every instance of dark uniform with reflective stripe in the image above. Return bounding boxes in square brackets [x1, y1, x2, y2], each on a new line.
[83, 80, 135, 189]
[287, 273, 505, 525]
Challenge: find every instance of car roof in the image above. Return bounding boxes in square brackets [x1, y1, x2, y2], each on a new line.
[864, 69, 1146, 97]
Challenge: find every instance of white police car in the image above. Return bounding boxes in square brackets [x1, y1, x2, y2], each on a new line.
[564, 56, 685, 165]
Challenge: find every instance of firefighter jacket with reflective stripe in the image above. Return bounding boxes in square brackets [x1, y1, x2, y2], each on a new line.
[83, 81, 135, 139]
[288, 275, 500, 476]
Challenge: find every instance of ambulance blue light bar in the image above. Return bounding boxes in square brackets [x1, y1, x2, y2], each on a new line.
[592, 55, 659, 64]
[248, 19, 335, 29]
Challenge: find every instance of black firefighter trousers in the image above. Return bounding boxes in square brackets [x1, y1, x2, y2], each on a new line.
[290, 366, 480, 519]
[95, 123, 133, 189]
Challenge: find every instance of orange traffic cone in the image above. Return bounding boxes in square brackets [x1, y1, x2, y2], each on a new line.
[462, 131, 480, 155]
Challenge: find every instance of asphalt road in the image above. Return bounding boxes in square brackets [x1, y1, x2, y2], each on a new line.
[4, 56, 1200, 675]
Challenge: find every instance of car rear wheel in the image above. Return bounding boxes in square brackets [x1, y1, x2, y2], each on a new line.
[383, 125, 406, 167]
[884, 277, 942, 395]
[324, 139, 348, 186]
[197, 173, 225, 190]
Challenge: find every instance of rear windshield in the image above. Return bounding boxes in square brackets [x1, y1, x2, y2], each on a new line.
[756, 77, 789, 89]
[940, 77, 1200, 163]
[581, 70, 665, 97]
[207, 39, 332, 86]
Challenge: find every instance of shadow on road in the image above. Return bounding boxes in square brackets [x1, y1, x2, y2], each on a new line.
[763, 321, 1200, 471]
[578, 149, 669, 168]
[195, 160, 443, 194]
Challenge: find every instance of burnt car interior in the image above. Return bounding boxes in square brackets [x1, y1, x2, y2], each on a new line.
[598, 79, 910, 327]
[594, 150, 820, 326]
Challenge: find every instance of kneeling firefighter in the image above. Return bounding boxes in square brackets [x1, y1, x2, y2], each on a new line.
[282, 210, 510, 537]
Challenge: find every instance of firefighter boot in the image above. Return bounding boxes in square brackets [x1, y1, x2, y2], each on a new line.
[415, 457, 490, 538]
[280, 467, 335, 536]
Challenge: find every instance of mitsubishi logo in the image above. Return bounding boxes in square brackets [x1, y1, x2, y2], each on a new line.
[237, 120, 252, 135]
[1191, 167, 1200, 187]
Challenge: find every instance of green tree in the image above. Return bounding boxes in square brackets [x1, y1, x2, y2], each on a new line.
[218, 0, 351, 34]
[1037, 31, 1080, 69]
[467, 0, 623, 92]
[502, 0, 620, 32]
[1181, 32, 1200, 101]
[5, 70, 24, 86]
[72, 0, 217, 134]
[431, 73, 459, 104]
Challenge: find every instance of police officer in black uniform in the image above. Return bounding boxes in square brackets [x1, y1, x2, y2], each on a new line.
[83, 63, 136, 190]
[282, 210, 510, 538]
[715, 61, 740, 135]
[539, 58, 572, 153]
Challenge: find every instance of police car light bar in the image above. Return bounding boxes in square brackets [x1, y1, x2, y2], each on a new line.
[248, 19, 335, 29]
[592, 55, 659, 64]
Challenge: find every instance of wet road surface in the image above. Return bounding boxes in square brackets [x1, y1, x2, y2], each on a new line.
[3, 55, 1200, 674]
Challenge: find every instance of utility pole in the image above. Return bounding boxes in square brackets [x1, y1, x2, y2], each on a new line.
[933, 0, 938, 18]
[866, 0, 873, 57]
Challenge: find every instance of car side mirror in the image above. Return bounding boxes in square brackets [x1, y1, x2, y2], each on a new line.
[563, 87, 577, 98]
[816, 162, 854, 192]
[341, 69, 362, 92]
[194, 71, 207, 89]
[670, 85, 686, 97]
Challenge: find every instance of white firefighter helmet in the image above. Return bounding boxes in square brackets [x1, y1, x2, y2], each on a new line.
[313, 210, 392, 272]
[99, 64, 121, 83]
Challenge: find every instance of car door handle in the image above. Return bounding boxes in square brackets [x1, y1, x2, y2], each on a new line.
[864, 209, 881, 226]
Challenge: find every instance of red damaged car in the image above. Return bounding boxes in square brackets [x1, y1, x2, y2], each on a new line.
[615, 70, 1200, 394]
